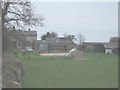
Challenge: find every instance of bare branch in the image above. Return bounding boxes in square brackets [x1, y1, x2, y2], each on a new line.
[2, 0, 44, 30]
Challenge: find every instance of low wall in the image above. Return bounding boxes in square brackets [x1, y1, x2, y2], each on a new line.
[2, 56, 25, 88]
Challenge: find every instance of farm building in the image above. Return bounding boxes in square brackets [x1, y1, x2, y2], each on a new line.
[8, 28, 37, 50]
[84, 37, 118, 54]
[36, 37, 75, 53]
[103, 42, 117, 54]
[103, 37, 118, 54]
[84, 42, 105, 53]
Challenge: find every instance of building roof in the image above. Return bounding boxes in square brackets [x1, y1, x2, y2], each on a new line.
[8, 30, 37, 42]
[85, 42, 104, 45]
[9, 30, 37, 36]
[39, 37, 74, 44]
[15, 30, 37, 36]
[85, 42, 118, 49]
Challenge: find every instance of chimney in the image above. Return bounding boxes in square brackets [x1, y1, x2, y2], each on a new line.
[28, 28, 31, 31]
[13, 26, 15, 30]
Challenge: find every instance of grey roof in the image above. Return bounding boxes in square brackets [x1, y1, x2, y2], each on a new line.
[103, 42, 118, 49]
[10, 30, 37, 36]
[39, 37, 74, 44]
[85, 42, 118, 49]
[85, 42, 103, 45]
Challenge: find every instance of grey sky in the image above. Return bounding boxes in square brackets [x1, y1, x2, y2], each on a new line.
[31, 2, 118, 42]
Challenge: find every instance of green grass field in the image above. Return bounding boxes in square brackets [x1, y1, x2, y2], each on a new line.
[9, 51, 118, 88]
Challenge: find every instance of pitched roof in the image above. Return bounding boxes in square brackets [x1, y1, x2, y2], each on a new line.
[39, 37, 74, 44]
[85, 42, 103, 45]
[16, 30, 37, 36]
[9, 30, 37, 36]
[85, 42, 118, 49]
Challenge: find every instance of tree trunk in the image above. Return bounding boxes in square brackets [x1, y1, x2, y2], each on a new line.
[2, 2, 10, 53]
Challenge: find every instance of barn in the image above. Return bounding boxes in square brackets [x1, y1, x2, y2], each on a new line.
[38, 37, 75, 53]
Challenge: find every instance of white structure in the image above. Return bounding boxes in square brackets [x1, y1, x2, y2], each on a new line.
[105, 48, 113, 54]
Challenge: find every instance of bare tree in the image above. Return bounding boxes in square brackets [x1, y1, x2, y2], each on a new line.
[1, 0, 44, 52]
[77, 33, 85, 45]
[2, 0, 44, 30]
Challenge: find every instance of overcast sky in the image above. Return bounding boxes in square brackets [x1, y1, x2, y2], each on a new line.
[31, 2, 118, 42]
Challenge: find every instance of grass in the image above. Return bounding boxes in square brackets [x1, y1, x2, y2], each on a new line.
[8, 51, 118, 88]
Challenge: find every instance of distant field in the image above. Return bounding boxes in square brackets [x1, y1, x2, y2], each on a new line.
[9, 51, 118, 88]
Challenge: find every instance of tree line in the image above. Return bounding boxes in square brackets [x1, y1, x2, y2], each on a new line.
[41, 32, 85, 45]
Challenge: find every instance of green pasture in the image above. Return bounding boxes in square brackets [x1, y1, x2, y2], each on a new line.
[8, 51, 118, 88]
